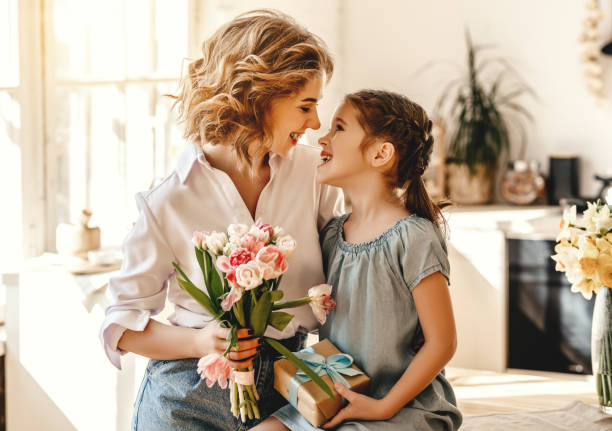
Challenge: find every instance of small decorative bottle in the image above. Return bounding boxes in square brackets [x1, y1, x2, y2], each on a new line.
[56, 209, 101, 258]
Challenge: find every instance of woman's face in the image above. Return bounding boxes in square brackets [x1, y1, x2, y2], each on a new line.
[266, 75, 324, 157]
[316, 101, 370, 187]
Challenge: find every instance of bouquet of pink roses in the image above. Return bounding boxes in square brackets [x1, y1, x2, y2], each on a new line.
[172, 219, 336, 423]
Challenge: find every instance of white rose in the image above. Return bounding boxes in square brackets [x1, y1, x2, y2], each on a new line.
[227, 223, 249, 241]
[276, 235, 297, 258]
[248, 225, 270, 242]
[206, 232, 228, 255]
[235, 261, 264, 290]
[223, 238, 241, 256]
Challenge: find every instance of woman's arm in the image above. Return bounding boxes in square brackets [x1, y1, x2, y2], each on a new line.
[118, 319, 260, 369]
[322, 271, 456, 428]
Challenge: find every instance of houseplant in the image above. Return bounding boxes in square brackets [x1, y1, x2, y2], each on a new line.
[436, 32, 533, 204]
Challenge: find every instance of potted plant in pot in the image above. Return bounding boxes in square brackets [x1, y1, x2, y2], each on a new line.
[436, 32, 534, 204]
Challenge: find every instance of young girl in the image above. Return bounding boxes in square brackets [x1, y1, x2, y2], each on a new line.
[100, 10, 344, 431]
[256, 90, 462, 430]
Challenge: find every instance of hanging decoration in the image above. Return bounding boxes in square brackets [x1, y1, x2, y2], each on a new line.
[580, 0, 606, 103]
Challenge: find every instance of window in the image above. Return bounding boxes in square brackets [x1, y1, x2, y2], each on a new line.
[45, 0, 192, 248]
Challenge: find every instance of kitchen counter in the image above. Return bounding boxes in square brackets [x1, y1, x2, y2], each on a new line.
[445, 204, 563, 372]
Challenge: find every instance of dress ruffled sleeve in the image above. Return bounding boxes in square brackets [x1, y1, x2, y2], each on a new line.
[398, 218, 450, 292]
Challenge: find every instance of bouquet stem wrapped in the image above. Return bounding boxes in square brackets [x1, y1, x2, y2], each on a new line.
[173, 220, 336, 422]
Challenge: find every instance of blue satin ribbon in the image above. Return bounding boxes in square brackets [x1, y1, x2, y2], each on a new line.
[287, 347, 364, 407]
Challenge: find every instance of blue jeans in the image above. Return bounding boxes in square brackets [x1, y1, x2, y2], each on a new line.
[132, 334, 305, 431]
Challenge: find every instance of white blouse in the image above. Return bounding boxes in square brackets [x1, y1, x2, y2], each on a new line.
[100, 142, 345, 369]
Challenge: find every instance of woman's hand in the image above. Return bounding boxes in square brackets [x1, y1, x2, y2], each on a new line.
[321, 383, 394, 429]
[196, 321, 260, 369]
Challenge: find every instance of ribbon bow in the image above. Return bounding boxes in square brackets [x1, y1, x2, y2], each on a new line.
[288, 347, 363, 407]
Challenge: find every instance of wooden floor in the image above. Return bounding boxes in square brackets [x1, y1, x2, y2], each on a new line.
[446, 367, 599, 416]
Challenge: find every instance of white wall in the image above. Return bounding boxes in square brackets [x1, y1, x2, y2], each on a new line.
[196, 0, 612, 196]
[341, 0, 612, 197]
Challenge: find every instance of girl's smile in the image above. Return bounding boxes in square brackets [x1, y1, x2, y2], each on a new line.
[316, 102, 368, 187]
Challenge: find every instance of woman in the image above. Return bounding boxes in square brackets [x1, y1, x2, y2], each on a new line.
[99, 10, 344, 431]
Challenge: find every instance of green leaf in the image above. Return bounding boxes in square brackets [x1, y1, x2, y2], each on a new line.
[208, 253, 225, 301]
[195, 247, 216, 301]
[265, 338, 336, 401]
[232, 297, 246, 328]
[249, 291, 272, 336]
[224, 326, 238, 356]
[268, 311, 294, 331]
[270, 290, 284, 302]
[175, 276, 219, 318]
[173, 261, 222, 317]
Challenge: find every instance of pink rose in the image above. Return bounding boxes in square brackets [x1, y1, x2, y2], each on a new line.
[235, 261, 264, 290]
[229, 248, 253, 268]
[241, 234, 266, 255]
[197, 353, 232, 389]
[256, 246, 288, 280]
[308, 284, 336, 324]
[221, 286, 243, 311]
[216, 255, 233, 273]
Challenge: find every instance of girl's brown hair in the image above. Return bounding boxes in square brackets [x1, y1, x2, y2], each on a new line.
[345, 90, 449, 229]
[170, 9, 334, 168]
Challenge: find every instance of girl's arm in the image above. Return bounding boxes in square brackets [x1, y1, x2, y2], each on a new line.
[118, 320, 260, 369]
[322, 271, 456, 428]
[378, 271, 457, 415]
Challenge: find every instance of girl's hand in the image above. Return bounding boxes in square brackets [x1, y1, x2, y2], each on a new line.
[196, 321, 260, 369]
[321, 383, 393, 429]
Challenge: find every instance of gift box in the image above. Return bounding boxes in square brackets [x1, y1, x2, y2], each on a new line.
[273, 338, 370, 428]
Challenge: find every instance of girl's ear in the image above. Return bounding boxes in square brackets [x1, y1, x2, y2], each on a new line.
[369, 141, 395, 168]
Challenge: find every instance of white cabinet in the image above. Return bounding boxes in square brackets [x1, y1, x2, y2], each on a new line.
[5, 260, 148, 431]
[446, 205, 562, 372]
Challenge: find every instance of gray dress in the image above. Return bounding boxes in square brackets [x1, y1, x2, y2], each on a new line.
[273, 214, 462, 430]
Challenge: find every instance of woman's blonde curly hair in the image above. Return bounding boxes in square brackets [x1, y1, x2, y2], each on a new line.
[171, 9, 334, 168]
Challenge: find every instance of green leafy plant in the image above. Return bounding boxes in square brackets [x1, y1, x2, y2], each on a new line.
[436, 31, 534, 176]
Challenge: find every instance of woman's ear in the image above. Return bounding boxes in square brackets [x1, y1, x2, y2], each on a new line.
[369, 141, 395, 168]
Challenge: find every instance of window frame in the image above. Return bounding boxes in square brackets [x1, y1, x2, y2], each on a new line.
[13, 0, 202, 256]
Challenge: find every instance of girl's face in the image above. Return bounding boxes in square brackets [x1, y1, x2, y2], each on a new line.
[266, 75, 323, 158]
[316, 102, 369, 187]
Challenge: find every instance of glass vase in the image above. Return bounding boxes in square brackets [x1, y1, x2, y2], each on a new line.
[592, 286, 612, 414]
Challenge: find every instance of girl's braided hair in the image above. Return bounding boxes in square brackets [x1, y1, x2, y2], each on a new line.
[345, 89, 449, 229]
